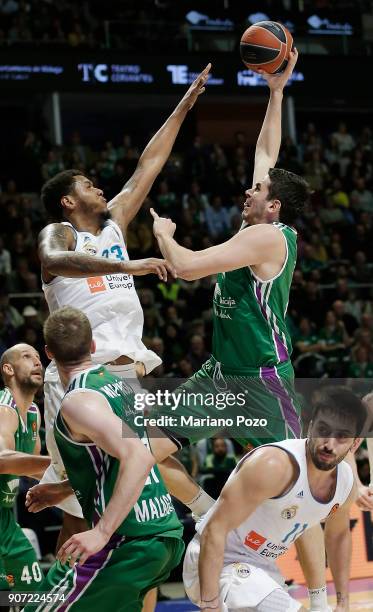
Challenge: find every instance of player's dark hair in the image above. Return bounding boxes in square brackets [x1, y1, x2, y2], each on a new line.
[268, 168, 310, 225]
[311, 385, 367, 437]
[44, 306, 92, 365]
[41, 169, 81, 219]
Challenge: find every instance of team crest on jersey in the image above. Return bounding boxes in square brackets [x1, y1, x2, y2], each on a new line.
[327, 503, 340, 517]
[281, 505, 298, 519]
[233, 563, 251, 579]
[82, 238, 97, 256]
[6, 574, 15, 587]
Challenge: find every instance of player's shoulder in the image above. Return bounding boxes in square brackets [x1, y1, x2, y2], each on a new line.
[241, 445, 295, 480]
[38, 222, 76, 246]
[0, 393, 19, 430]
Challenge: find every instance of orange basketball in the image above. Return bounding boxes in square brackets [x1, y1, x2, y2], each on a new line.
[240, 21, 293, 74]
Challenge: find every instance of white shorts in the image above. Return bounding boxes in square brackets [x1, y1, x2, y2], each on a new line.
[183, 536, 302, 612]
[42, 361, 142, 518]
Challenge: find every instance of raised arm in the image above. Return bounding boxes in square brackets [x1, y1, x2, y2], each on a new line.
[198, 448, 294, 611]
[39, 223, 173, 282]
[252, 49, 298, 187]
[57, 392, 155, 566]
[324, 484, 357, 612]
[0, 406, 50, 477]
[151, 210, 285, 280]
[108, 64, 211, 236]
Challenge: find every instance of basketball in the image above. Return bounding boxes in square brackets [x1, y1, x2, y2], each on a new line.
[240, 21, 293, 74]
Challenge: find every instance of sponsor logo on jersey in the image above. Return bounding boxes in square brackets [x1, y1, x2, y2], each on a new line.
[87, 276, 106, 293]
[233, 563, 251, 579]
[31, 419, 37, 439]
[327, 503, 340, 517]
[244, 530, 266, 550]
[296, 490, 304, 499]
[281, 505, 298, 519]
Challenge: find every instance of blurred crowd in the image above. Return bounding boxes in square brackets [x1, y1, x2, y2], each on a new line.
[1, 119, 372, 382]
[0, 0, 369, 50]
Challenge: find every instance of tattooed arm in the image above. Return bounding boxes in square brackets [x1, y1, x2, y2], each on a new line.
[39, 223, 173, 282]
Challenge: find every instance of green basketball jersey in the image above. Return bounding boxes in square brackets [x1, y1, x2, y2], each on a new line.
[0, 388, 38, 508]
[212, 223, 297, 371]
[54, 365, 182, 539]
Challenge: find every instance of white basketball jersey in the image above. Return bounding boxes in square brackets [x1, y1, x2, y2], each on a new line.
[42, 220, 161, 372]
[197, 438, 353, 567]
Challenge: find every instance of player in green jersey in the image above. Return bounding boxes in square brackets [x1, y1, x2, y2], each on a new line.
[24, 307, 184, 611]
[149, 49, 332, 608]
[0, 344, 50, 595]
[150, 50, 304, 447]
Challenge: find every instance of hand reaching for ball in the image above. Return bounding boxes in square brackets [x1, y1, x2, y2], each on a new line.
[178, 63, 211, 111]
[259, 48, 299, 92]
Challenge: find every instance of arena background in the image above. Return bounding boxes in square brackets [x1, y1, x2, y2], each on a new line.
[0, 0, 373, 609]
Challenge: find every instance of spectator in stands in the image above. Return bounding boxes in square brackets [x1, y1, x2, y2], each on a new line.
[0, 237, 11, 276]
[200, 437, 237, 499]
[187, 333, 209, 371]
[332, 299, 359, 335]
[332, 121, 355, 154]
[204, 195, 230, 240]
[350, 177, 373, 213]
[347, 346, 373, 378]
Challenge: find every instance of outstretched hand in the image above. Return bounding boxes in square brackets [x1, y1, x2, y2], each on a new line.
[150, 208, 177, 239]
[259, 48, 298, 92]
[178, 63, 211, 111]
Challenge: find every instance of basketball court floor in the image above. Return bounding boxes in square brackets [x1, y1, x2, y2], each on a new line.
[156, 579, 373, 611]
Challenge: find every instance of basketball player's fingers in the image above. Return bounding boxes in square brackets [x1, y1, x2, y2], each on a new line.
[156, 264, 168, 281]
[149, 207, 159, 219]
[356, 493, 373, 511]
[58, 539, 79, 563]
[164, 260, 177, 278]
[77, 551, 90, 566]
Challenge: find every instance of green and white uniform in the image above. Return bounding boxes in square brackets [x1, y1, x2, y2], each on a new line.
[156, 223, 301, 446]
[25, 366, 183, 612]
[0, 388, 43, 593]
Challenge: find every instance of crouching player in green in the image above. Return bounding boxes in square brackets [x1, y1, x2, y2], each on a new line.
[24, 307, 184, 611]
[0, 344, 50, 596]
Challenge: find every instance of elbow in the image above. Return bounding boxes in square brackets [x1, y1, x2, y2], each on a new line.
[175, 264, 202, 281]
[121, 439, 155, 473]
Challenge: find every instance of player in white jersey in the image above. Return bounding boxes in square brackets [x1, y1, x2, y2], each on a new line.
[36, 66, 212, 547]
[183, 386, 367, 612]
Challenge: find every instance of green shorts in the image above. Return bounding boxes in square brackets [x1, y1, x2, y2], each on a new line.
[155, 357, 302, 448]
[0, 506, 43, 592]
[24, 534, 184, 612]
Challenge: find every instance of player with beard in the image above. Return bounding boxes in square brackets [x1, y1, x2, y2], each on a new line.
[183, 386, 366, 612]
[0, 344, 50, 595]
[36, 66, 212, 557]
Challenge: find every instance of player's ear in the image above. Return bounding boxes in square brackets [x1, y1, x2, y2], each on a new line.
[61, 194, 76, 212]
[91, 339, 96, 355]
[350, 437, 363, 454]
[2, 363, 13, 378]
[269, 198, 281, 213]
[307, 420, 313, 438]
[44, 345, 53, 361]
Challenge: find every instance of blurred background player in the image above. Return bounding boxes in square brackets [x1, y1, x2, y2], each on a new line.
[184, 386, 366, 612]
[0, 344, 50, 596]
[25, 306, 185, 612]
[37, 66, 211, 553]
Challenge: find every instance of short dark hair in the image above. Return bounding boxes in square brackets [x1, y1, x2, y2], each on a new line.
[41, 169, 81, 219]
[311, 385, 367, 437]
[44, 306, 92, 364]
[268, 168, 310, 225]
